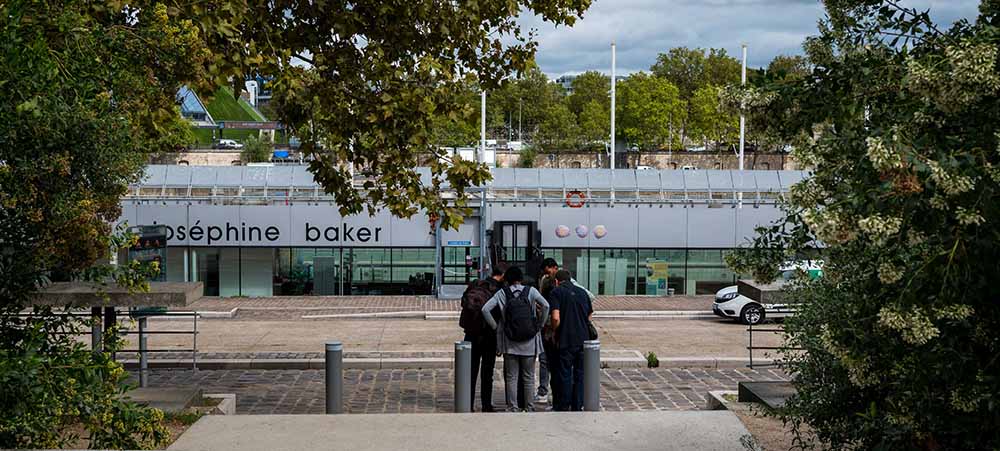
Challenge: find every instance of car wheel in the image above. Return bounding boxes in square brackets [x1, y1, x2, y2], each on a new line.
[740, 304, 765, 325]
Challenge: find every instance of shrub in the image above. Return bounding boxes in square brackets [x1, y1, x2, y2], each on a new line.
[240, 135, 272, 163]
[645, 351, 659, 368]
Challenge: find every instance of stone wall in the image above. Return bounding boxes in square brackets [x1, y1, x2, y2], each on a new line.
[152, 151, 244, 166]
[495, 151, 798, 170]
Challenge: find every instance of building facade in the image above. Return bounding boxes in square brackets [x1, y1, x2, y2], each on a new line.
[121, 165, 804, 297]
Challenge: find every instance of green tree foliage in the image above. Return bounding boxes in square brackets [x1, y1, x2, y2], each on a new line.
[240, 135, 272, 163]
[484, 65, 565, 145]
[651, 47, 740, 146]
[1, 0, 592, 447]
[727, 2, 1000, 448]
[688, 85, 736, 150]
[567, 70, 611, 116]
[535, 102, 580, 151]
[615, 73, 685, 150]
[260, 0, 590, 230]
[578, 100, 610, 146]
[766, 54, 810, 80]
[0, 0, 230, 447]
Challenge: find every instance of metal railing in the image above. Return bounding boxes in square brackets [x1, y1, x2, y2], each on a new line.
[13, 309, 200, 387]
[746, 322, 802, 370]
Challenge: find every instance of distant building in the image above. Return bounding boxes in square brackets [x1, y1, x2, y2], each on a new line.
[554, 73, 627, 96]
[177, 86, 214, 126]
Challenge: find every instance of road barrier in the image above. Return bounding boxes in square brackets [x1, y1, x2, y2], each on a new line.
[584, 340, 601, 411]
[453, 341, 472, 413]
[325, 341, 343, 414]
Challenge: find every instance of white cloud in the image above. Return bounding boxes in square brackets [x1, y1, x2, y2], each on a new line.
[519, 0, 980, 77]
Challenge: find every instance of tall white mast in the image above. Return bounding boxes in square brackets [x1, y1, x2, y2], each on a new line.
[611, 42, 617, 171]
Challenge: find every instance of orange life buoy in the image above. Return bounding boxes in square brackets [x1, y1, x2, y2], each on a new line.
[566, 191, 586, 208]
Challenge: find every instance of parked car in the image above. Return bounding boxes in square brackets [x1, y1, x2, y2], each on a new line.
[213, 139, 244, 150]
[712, 261, 824, 325]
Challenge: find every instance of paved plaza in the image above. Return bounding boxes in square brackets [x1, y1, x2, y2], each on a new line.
[140, 367, 786, 414]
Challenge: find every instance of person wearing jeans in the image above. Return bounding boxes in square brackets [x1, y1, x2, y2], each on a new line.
[549, 269, 593, 411]
[482, 266, 549, 412]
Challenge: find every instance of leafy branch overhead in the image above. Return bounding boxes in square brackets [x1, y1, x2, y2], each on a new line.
[227, 0, 593, 225]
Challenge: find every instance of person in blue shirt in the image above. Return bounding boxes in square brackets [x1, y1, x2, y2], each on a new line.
[548, 269, 594, 411]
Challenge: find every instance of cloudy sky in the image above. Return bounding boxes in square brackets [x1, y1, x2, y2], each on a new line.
[519, 0, 980, 78]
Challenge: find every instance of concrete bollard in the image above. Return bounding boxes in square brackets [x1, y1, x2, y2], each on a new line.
[454, 341, 472, 413]
[325, 341, 343, 414]
[584, 340, 601, 411]
[138, 317, 149, 388]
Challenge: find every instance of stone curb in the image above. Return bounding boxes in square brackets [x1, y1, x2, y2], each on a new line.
[121, 355, 650, 370]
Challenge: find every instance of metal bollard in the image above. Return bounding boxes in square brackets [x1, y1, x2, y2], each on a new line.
[325, 341, 343, 414]
[138, 317, 148, 388]
[91, 307, 102, 352]
[454, 341, 472, 413]
[583, 340, 601, 411]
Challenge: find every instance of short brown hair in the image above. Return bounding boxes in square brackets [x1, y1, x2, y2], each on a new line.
[554, 269, 572, 282]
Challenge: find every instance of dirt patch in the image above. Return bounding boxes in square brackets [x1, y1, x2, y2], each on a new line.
[729, 403, 822, 451]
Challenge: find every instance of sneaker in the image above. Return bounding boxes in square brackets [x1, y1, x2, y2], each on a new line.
[534, 393, 548, 404]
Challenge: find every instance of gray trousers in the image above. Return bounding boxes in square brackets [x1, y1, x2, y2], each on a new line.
[503, 354, 536, 412]
[538, 351, 549, 395]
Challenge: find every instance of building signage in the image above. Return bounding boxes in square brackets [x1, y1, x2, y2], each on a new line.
[123, 204, 466, 248]
[220, 121, 283, 130]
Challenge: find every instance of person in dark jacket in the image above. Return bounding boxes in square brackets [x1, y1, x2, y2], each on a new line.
[549, 269, 594, 411]
[459, 266, 504, 412]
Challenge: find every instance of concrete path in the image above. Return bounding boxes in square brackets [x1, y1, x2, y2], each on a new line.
[168, 411, 751, 451]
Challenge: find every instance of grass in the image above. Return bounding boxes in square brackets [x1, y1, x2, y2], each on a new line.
[204, 87, 264, 122]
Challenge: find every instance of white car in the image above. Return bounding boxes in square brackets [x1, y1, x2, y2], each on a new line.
[712, 262, 823, 325]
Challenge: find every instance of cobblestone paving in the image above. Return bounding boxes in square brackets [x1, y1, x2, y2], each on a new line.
[140, 367, 786, 414]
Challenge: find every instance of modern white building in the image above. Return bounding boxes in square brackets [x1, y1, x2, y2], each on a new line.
[121, 165, 804, 297]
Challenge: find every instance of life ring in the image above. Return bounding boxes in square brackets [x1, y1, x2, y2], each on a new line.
[566, 191, 586, 208]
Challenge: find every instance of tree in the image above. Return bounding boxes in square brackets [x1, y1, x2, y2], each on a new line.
[567, 70, 611, 116]
[241, 135, 272, 163]
[0, 1, 230, 447]
[535, 102, 580, 151]
[256, 2, 590, 229]
[766, 54, 810, 80]
[1, 0, 592, 447]
[727, 2, 1000, 449]
[615, 72, 685, 151]
[688, 85, 736, 150]
[482, 65, 564, 144]
[651, 47, 740, 146]
[578, 100, 610, 146]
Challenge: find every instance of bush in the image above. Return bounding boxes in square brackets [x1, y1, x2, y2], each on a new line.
[240, 135, 272, 163]
[518, 145, 537, 168]
[727, 3, 1000, 449]
[645, 351, 659, 368]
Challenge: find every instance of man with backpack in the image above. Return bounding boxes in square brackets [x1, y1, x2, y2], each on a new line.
[481, 266, 549, 412]
[549, 269, 594, 411]
[459, 267, 505, 412]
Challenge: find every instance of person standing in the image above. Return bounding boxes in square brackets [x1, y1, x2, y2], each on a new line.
[537, 258, 595, 405]
[549, 269, 594, 411]
[481, 266, 548, 412]
[458, 267, 504, 412]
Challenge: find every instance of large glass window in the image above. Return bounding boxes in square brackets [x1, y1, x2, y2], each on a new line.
[686, 249, 736, 294]
[344, 248, 391, 295]
[442, 247, 479, 286]
[394, 248, 435, 295]
[590, 249, 637, 295]
[637, 249, 687, 295]
[540, 248, 589, 291]
[240, 248, 273, 297]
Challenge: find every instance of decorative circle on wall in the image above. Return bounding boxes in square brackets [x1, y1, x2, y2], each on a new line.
[555, 225, 570, 238]
[575, 224, 589, 238]
[593, 225, 608, 239]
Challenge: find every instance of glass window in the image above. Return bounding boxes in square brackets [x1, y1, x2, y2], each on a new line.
[392, 248, 435, 295]
[590, 249, 637, 295]
[637, 249, 687, 295]
[686, 249, 736, 294]
[344, 248, 391, 295]
[240, 248, 273, 297]
[441, 247, 478, 286]
[540, 248, 589, 292]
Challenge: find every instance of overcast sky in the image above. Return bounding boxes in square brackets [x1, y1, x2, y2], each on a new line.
[519, 0, 981, 78]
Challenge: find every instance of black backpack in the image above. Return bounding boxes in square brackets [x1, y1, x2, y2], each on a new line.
[459, 280, 494, 336]
[503, 287, 542, 342]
